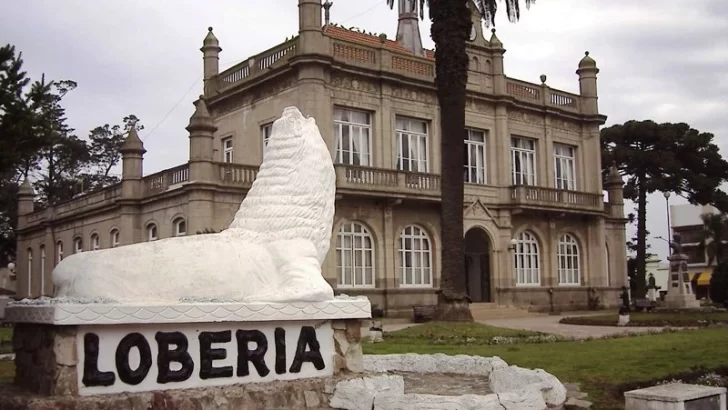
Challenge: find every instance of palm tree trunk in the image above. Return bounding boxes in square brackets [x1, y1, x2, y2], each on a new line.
[430, 0, 473, 322]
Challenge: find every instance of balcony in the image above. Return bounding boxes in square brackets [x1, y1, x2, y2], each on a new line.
[510, 185, 603, 213]
[215, 163, 441, 201]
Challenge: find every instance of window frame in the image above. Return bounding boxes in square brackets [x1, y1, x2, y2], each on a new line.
[56, 241, 64, 265]
[147, 224, 158, 241]
[398, 225, 433, 288]
[73, 237, 83, 254]
[395, 116, 430, 173]
[511, 136, 537, 186]
[553, 143, 576, 191]
[110, 229, 120, 248]
[334, 107, 373, 167]
[221, 137, 234, 163]
[174, 218, 187, 237]
[90, 233, 100, 251]
[464, 128, 487, 185]
[557, 234, 581, 286]
[513, 231, 540, 286]
[336, 222, 376, 289]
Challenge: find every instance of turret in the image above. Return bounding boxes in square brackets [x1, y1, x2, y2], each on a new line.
[201, 27, 222, 94]
[577, 51, 599, 116]
[187, 95, 217, 182]
[120, 126, 146, 199]
[489, 29, 505, 94]
[605, 165, 624, 218]
[396, 0, 424, 57]
[298, 0, 324, 55]
[17, 179, 35, 216]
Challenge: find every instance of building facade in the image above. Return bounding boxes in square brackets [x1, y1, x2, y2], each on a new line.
[13, 0, 628, 315]
[668, 203, 718, 297]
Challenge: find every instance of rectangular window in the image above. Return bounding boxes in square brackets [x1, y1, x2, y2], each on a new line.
[262, 123, 273, 146]
[554, 143, 576, 190]
[464, 128, 487, 184]
[511, 137, 537, 186]
[396, 116, 429, 172]
[222, 137, 233, 163]
[334, 108, 372, 166]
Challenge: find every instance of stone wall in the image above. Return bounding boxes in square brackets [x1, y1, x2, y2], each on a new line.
[0, 375, 357, 410]
[12, 323, 78, 396]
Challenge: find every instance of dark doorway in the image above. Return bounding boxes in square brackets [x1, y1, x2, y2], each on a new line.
[464, 228, 492, 303]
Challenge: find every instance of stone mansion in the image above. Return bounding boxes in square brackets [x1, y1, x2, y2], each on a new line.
[13, 0, 628, 315]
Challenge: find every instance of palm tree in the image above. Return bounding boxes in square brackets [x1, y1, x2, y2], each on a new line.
[386, 0, 535, 321]
[698, 213, 728, 266]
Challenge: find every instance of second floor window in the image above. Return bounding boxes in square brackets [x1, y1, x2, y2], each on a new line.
[511, 137, 536, 186]
[396, 117, 429, 173]
[222, 137, 233, 163]
[334, 108, 372, 166]
[554, 143, 576, 190]
[464, 128, 487, 184]
[73, 237, 83, 254]
[262, 123, 273, 146]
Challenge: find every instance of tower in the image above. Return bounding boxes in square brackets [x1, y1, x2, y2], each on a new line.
[577, 51, 599, 116]
[396, 0, 424, 56]
[298, 0, 324, 55]
[489, 29, 505, 94]
[201, 27, 222, 95]
[605, 165, 624, 219]
[187, 95, 216, 182]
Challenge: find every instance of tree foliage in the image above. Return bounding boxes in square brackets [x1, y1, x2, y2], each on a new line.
[602, 120, 728, 298]
[0, 42, 141, 266]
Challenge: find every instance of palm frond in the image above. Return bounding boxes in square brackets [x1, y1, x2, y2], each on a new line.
[474, 0, 536, 27]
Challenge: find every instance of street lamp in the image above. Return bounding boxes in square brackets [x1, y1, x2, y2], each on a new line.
[508, 238, 518, 251]
[664, 192, 672, 255]
[7, 262, 16, 279]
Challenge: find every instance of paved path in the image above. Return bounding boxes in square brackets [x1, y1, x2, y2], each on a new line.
[479, 314, 669, 340]
[377, 312, 672, 340]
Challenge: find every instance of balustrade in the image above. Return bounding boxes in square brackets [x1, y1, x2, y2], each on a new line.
[511, 185, 603, 212]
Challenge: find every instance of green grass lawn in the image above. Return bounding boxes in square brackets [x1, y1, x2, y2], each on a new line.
[560, 312, 728, 327]
[0, 361, 13, 384]
[0, 328, 11, 354]
[364, 323, 728, 409]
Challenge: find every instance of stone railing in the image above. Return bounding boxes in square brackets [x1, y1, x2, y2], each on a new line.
[143, 164, 190, 196]
[335, 165, 440, 198]
[510, 185, 603, 212]
[217, 162, 259, 187]
[24, 184, 122, 225]
[217, 37, 298, 91]
[506, 79, 541, 101]
[330, 38, 435, 79]
[549, 90, 579, 111]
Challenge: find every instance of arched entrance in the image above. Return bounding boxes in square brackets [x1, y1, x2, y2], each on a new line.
[464, 228, 492, 303]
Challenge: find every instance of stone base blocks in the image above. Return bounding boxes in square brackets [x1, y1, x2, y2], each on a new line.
[328, 353, 568, 410]
[625, 383, 726, 410]
[4, 296, 371, 405]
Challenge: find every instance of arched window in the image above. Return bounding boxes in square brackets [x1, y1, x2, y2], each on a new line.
[56, 241, 64, 265]
[558, 234, 581, 286]
[27, 248, 33, 297]
[110, 229, 120, 248]
[514, 231, 540, 286]
[399, 225, 433, 287]
[90, 233, 100, 251]
[336, 222, 375, 288]
[147, 223, 158, 241]
[174, 218, 187, 237]
[73, 237, 83, 254]
[40, 245, 46, 295]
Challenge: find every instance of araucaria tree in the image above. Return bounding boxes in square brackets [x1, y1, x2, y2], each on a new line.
[602, 120, 728, 298]
[386, 0, 535, 321]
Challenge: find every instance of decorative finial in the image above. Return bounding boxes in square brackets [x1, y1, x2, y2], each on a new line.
[323, 0, 333, 26]
[208, 27, 213, 32]
[540, 74, 547, 84]
[585, 51, 589, 56]
[491, 28, 496, 34]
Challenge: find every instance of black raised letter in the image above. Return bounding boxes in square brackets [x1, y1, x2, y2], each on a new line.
[274, 327, 286, 375]
[290, 326, 325, 373]
[115, 333, 152, 385]
[236, 329, 270, 377]
[82, 333, 116, 387]
[156, 331, 194, 384]
[199, 330, 233, 379]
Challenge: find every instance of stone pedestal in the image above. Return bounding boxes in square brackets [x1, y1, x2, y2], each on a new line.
[5, 297, 370, 398]
[625, 383, 726, 410]
[665, 254, 701, 309]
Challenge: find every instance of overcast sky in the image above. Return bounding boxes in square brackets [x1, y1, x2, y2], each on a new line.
[2, 0, 727, 261]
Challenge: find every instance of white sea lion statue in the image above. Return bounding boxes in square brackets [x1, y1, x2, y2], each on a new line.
[53, 106, 336, 304]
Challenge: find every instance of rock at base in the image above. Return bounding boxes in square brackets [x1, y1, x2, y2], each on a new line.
[618, 314, 630, 326]
[489, 365, 567, 408]
[329, 375, 405, 410]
